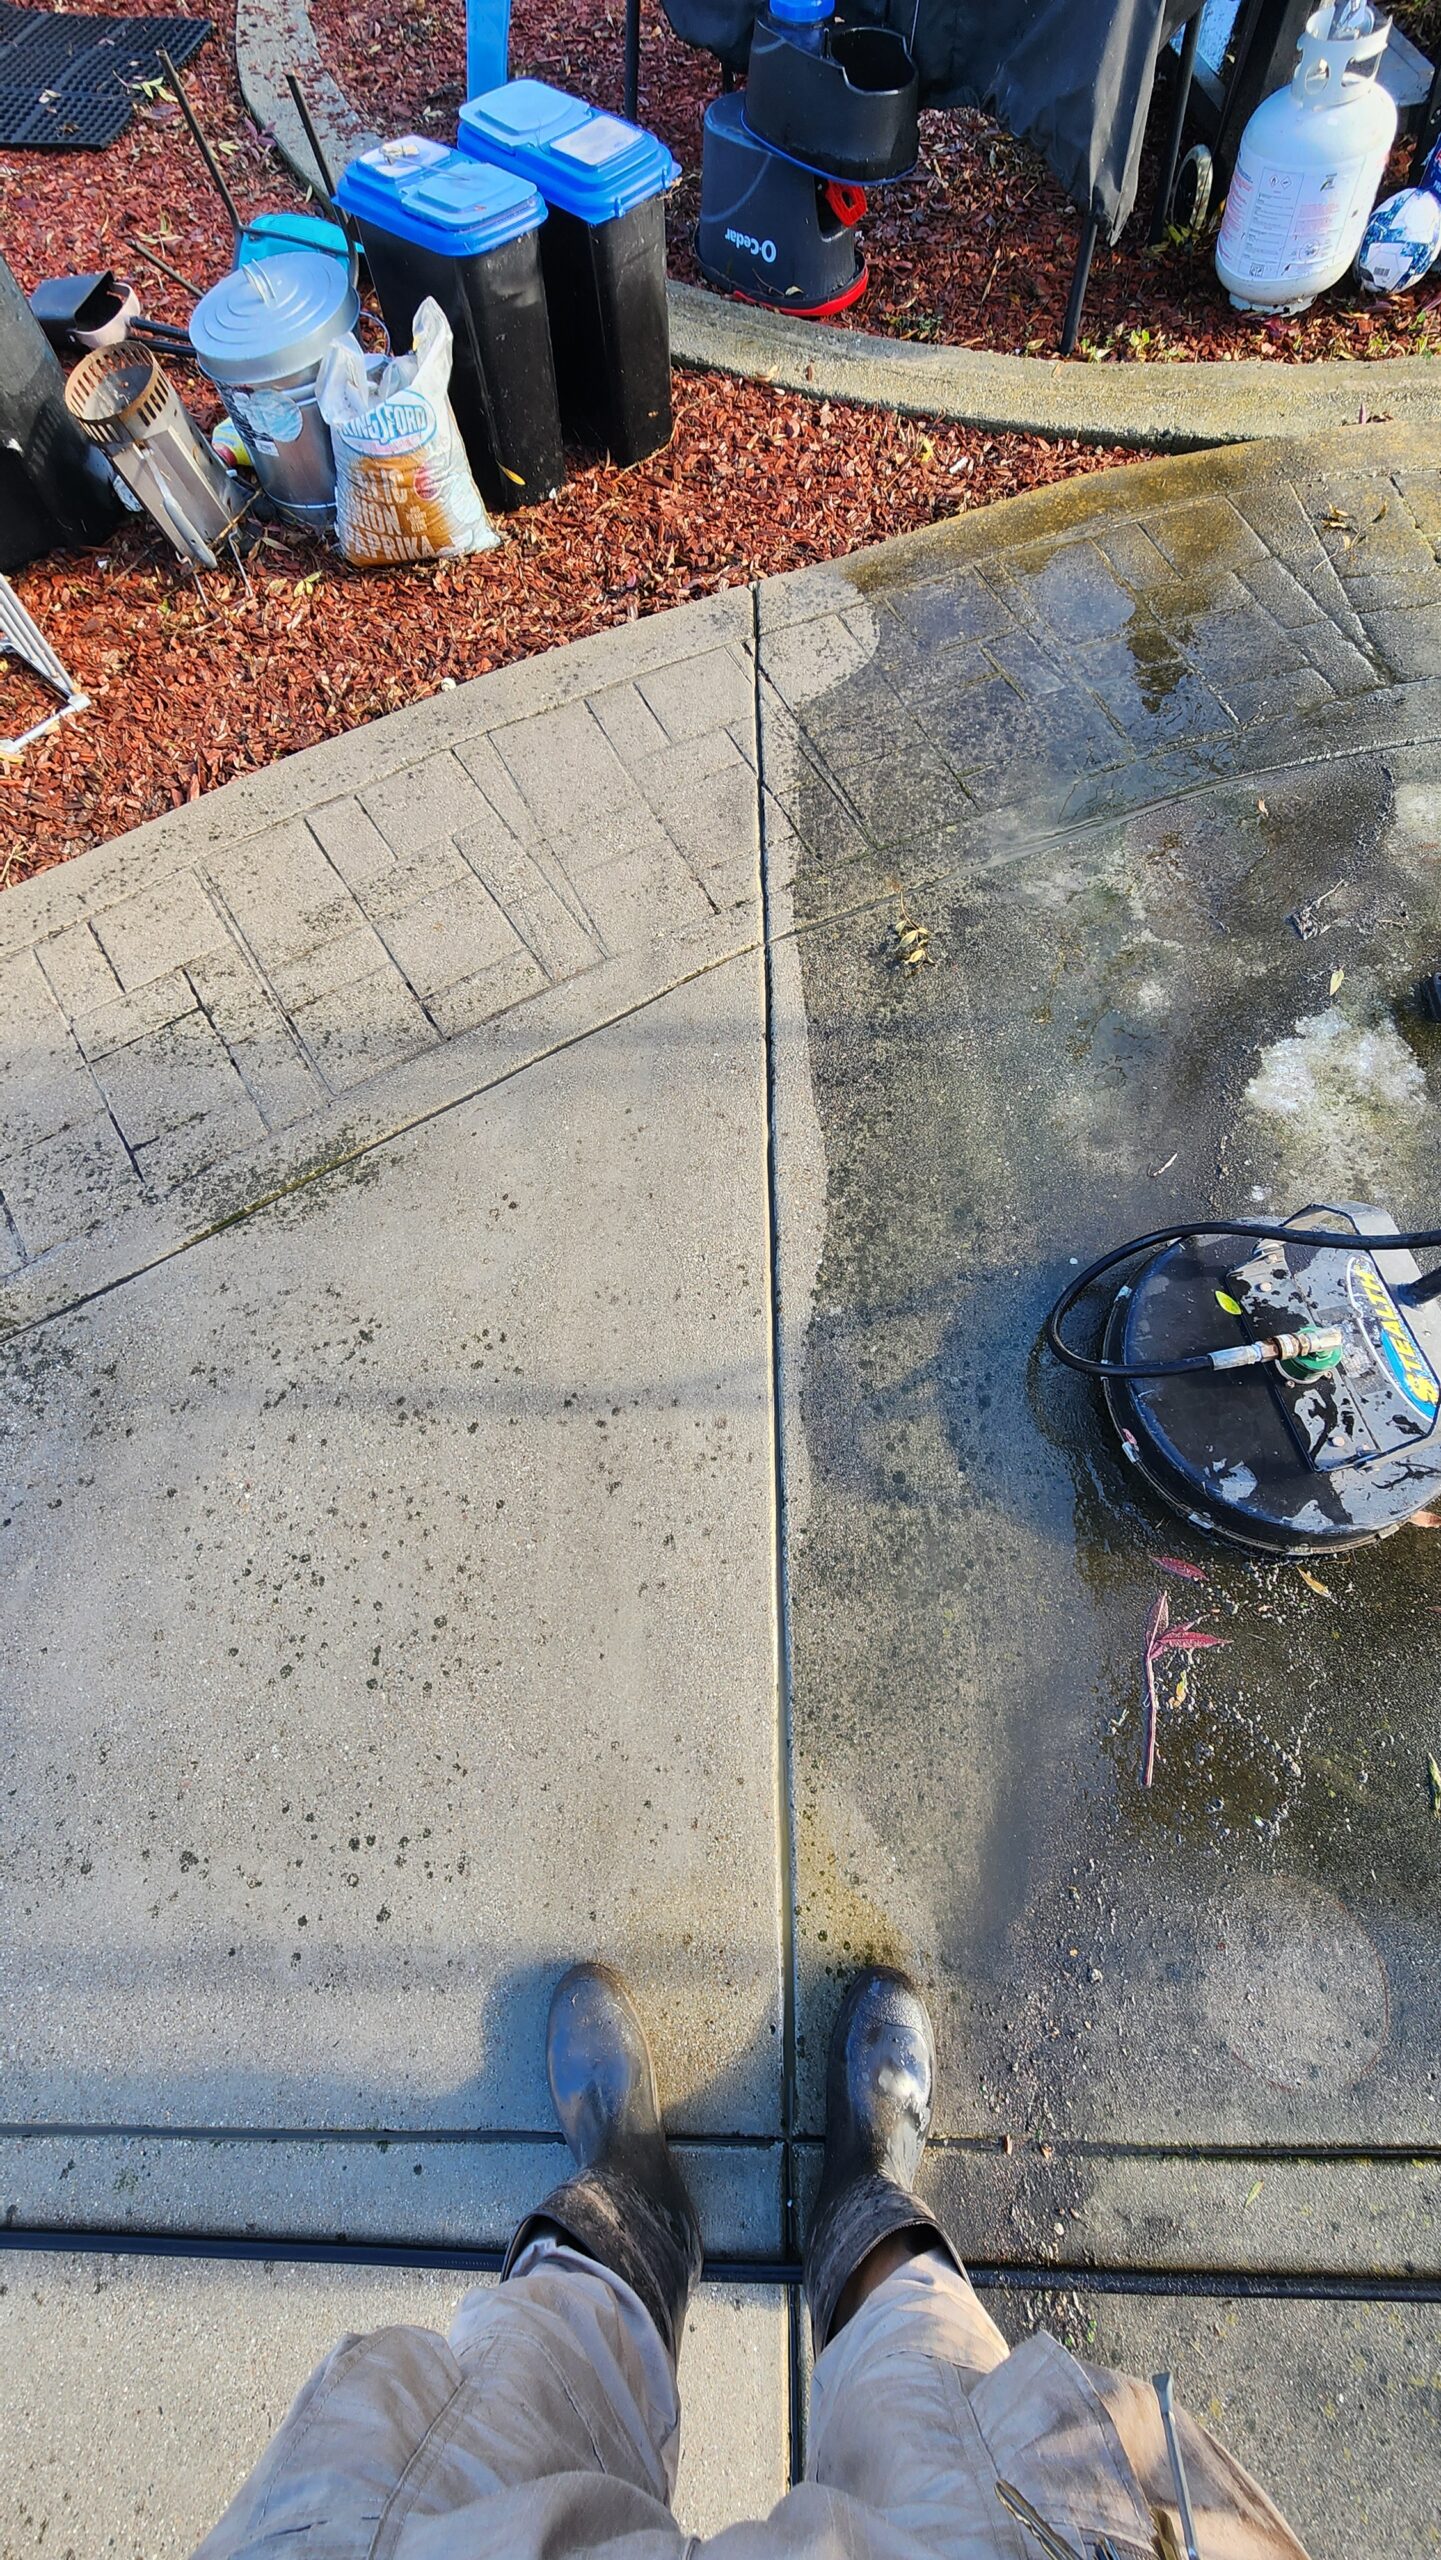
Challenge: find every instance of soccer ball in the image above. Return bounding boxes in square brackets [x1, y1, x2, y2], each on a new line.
[1358, 149, 1441, 296]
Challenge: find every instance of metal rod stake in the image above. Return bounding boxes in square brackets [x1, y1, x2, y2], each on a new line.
[1059, 210, 1100, 356]
[158, 49, 242, 240]
[285, 69, 339, 204]
[623, 0, 641, 120]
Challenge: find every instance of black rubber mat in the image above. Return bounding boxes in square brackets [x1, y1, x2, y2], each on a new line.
[0, 6, 210, 149]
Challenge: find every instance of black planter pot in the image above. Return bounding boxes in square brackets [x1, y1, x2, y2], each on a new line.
[0, 250, 120, 571]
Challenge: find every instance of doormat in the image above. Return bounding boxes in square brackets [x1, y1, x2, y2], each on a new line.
[0, 5, 210, 149]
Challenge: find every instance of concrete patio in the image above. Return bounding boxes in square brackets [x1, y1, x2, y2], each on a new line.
[3, 425, 1440, 2554]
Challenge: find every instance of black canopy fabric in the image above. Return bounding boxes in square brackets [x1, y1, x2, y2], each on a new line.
[660, 0, 1198, 239]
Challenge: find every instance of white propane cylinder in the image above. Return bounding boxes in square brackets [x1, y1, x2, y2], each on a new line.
[1215, 4, 1398, 312]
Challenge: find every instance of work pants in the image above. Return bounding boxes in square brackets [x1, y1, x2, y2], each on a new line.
[195, 2239, 1311, 2559]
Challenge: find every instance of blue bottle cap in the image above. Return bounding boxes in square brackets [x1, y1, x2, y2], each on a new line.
[769, 0, 834, 22]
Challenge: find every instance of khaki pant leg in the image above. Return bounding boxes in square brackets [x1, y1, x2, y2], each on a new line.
[803, 2250, 1012, 2556]
[192, 2254, 686, 2560]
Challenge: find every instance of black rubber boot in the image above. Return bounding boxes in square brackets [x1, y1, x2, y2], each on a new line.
[502, 1962, 703, 2366]
[803, 1965, 960, 2355]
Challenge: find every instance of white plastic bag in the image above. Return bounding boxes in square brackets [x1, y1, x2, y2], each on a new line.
[316, 297, 499, 567]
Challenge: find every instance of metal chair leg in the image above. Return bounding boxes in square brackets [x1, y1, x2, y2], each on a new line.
[1059, 210, 1100, 356]
[1412, 51, 1441, 183]
[1148, 5, 1203, 246]
[624, 0, 641, 119]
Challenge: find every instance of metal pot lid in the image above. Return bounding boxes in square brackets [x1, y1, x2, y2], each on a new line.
[189, 249, 359, 383]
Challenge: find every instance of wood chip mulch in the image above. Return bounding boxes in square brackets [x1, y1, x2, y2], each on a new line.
[0, 0, 1146, 882]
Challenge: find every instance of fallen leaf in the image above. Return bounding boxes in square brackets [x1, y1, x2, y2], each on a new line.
[1298, 1568, 1333, 1599]
[1410, 1509, 1441, 1530]
[1150, 1554, 1207, 1584]
[1329, 967, 1345, 996]
[1155, 1625, 1229, 1653]
[1256, 798, 1268, 817]
[1243, 2178, 1264, 2208]
[1215, 1289, 1243, 1317]
[1430, 1756, 1441, 1817]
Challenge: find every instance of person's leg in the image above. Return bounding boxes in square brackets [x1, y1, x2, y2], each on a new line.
[800, 1970, 1011, 2548]
[804, 1966, 1004, 2378]
[194, 1963, 701, 2560]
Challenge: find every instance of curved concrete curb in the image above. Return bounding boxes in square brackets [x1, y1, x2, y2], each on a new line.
[239, 0, 1441, 449]
[665, 281, 1441, 449]
[236, 0, 377, 199]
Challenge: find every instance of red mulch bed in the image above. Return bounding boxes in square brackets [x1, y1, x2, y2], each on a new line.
[320, 0, 1441, 361]
[0, 0, 1144, 883]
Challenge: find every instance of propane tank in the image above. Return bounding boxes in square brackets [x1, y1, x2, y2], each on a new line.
[1215, 3, 1397, 313]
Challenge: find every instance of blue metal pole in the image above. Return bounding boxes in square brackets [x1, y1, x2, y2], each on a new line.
[466, 0, 512, 99]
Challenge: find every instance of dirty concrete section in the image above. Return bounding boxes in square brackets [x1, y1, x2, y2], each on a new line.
[765, 432, 1441, 2186]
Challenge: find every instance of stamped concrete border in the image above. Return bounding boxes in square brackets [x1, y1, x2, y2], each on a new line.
[236, 0, 1441, 450]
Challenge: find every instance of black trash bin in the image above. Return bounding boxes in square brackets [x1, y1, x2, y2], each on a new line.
[0, 249, 119, 570]
[336, 137, 565, 511]
[459, 81, 679, 467]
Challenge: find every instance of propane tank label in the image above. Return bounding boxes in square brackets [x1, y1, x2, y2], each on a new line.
[1219, 154, 1370, 280]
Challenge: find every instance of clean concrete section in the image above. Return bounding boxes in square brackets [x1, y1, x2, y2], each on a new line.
[0, 2253, 788, 2554]
[0, 2137, 782, 2255]
[0, 592, 762, 1334]
[4, 430, 1441, 2540]
[0, 957, 780, 2133]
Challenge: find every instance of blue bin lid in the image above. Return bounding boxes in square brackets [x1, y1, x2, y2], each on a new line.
[336, 136, 545, 258]
[458, 79, 678, 222]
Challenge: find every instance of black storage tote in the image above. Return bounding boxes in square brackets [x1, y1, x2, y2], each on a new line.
[336, 136, 565, 510]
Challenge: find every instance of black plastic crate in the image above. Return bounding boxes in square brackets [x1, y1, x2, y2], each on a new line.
[0, 8, 210, 150]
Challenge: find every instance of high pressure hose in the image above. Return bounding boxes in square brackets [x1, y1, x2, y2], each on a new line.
[1045, 1218, 1441, 1384]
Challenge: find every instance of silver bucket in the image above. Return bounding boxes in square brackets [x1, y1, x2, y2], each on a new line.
[189, 250, 360, 528]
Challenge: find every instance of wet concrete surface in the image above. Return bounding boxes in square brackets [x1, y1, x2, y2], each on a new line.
[768, 439, 1441, 2177]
